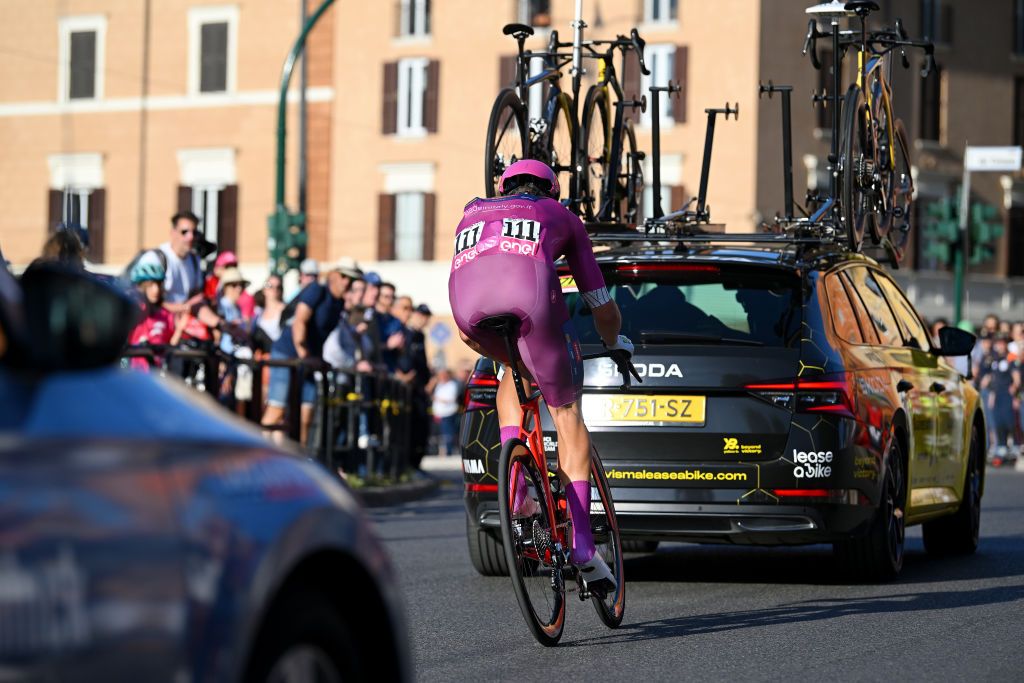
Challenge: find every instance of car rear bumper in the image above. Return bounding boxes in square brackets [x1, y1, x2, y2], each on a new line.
[465, 491, 876, 546]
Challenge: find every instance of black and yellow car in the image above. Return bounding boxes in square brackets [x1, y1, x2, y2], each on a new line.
[460, 236, 984, 582]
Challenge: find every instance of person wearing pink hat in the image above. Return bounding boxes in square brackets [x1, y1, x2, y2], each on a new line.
[206, 250, 255, 322]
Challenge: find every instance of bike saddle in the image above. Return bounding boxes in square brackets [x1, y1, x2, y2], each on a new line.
[503, 23, 535, 38]
[844, 0, 880, 14]
[475, 314, 521, 334]
[805, 1, 853, 17]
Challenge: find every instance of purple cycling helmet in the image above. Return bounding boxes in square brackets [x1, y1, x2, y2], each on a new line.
[498, 159, 560, 199]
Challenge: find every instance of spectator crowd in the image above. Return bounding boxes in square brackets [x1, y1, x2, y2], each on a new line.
[930, 315, 1024, 465]
[31, 213, 469, 478]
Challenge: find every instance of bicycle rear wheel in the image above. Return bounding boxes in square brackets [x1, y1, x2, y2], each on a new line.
[497, 438, 566, 646]
[485, 89, 528, 198]
[588, 448, 625, 628]
[838, 85, 880, 252]
[543, 91, 575, 202]
[579, 86, 610, 221]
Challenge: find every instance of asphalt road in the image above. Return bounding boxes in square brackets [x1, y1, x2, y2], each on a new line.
[371, 466, 1024, 682]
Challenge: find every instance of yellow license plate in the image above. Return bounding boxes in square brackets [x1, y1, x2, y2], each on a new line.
[582, 394, 706, 426]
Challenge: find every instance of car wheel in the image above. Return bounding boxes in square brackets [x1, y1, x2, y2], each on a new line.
[246, 589, 360, 682]
[466, 515, 509, 576]
[834, 436, 906, 582]
[923, 424, 982, 556]
[621, 540, 660, 554]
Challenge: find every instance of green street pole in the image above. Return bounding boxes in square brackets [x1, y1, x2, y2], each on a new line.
[953, 163, 972, 325]
[269, 0, 334, 272]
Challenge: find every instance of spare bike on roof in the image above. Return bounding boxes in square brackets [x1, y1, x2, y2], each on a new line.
[757, 1, 934, 261]
[484, 0, 649, 224]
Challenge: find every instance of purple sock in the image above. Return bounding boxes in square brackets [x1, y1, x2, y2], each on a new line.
[566, 480, 595, 564]
[501, 426, 529, 512]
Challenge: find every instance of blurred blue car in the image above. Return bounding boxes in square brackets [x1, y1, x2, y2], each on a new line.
[0, 262, 409, 682]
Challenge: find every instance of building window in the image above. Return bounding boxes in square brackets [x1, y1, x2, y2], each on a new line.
[641, 44, 678, 126]
[176, 148, 238, 253]
[517, 0, 551, 27]
[383, 59, 439, 136]
[921, 0, 953, 46]
[1016, 0, 1024, 55]
[398, 58, 428, 135]
[188, 6, 238, 95]
[398, 0, 430, 37]
[378, 164, 436, 260]
[919, 63, 942, 142]
[47, 188, 106, 263]
[58, 16, 106, 101]
[644, 0, 678, 23]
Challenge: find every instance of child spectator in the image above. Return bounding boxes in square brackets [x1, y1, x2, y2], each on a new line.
[127, 262, 185, 370]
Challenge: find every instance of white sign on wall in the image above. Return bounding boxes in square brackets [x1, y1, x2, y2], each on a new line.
[964, 146, 1023, 172]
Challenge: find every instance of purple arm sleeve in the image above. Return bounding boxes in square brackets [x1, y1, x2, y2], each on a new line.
[563, 211, 607, 299]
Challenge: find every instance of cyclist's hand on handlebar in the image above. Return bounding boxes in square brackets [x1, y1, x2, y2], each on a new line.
[603, 335, 642, 387]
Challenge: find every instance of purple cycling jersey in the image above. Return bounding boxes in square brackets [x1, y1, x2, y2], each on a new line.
[448, 194, 608, 407]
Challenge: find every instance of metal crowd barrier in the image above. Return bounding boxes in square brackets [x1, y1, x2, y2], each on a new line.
[120, 344, 415, 478]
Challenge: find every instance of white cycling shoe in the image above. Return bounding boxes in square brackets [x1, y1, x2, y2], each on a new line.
[574, 552, 617, 595]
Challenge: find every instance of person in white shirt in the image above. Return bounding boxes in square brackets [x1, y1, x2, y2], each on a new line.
[431, 368, 461, 456]
[137, 211, 222, 330]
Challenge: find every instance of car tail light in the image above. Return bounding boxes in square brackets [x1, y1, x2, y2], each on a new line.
[745, 375, 855, 418]
[464, 369, 499, 411]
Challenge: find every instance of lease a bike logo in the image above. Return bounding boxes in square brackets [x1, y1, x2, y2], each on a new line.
[792, 449, 833, 478]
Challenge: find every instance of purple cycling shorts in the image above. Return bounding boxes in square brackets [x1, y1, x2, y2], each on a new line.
[449, 254, 582, 408]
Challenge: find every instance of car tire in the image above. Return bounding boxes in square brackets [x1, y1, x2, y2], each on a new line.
[246, 588, 360, 683]
[467, 515, 509, 576]
[621, 540, 660, 554]
[834, 436, 906, 582]
[923, 424, 982, 556]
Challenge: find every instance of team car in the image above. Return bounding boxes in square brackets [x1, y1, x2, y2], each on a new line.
[461, 232, 984, 581]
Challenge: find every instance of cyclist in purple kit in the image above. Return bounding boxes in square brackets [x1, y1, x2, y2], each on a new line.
[448, 160, 632, 591]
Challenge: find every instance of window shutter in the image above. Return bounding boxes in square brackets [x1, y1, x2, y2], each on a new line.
[621, 50, 641, 102]
[69, 31, 97, 99]
[177, 185, 193, 213]
[424, 60, 440, 133]
[86, 189, 105, 263]
[382, 62, 398, 134]
[422, 192, 436, 260]
[48, 189, 63, 229]
[670, 185, 687, 213]
[673, 45, 688, 123]
[499, 55, 517, 88]
[200, 22, 228, 92]
[218, 184, 238, 253]
[378, 193, 396, 260]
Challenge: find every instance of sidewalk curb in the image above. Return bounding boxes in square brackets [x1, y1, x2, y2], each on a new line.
[355, 476, 441, 507]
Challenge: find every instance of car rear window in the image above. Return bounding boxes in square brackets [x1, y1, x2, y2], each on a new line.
[564, 264, 802, 348]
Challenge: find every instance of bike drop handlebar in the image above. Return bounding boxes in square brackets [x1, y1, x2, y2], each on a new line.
[580, 349, 643, 391]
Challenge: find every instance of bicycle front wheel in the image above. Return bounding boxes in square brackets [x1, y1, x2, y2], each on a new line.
[579, 86, 611, 221]
[497, 438, 566, 646]
[485, 89, 528, 198]
[838, 85, 880, 252]
[882, 119, 914, 261]
[588, 448, 625, 628]
[619, 121, 643, 224]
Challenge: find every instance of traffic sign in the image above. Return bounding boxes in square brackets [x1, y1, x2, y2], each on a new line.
[429, 322, 452, 345]
[964, 146, 1023, 172]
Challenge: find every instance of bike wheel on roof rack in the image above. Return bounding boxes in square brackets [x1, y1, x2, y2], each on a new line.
[485, 89, 528, 198]
[542, 90, 576, 202]
[881, 119, 913, 263]
[838, 85, 880, 252]
[580, 86, 611, 222]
